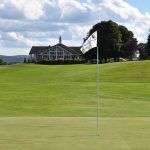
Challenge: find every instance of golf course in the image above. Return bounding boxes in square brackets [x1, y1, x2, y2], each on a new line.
[0, 61, 150, 149]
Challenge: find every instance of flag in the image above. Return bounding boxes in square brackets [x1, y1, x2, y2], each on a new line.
[81, 31, 97, 54]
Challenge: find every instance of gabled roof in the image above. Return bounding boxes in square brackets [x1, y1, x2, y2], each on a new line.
[69, 46, 82, 54]
[29, 44, 82, 55]
[29, 46, 50, 54]
[56, 43, 82, 55]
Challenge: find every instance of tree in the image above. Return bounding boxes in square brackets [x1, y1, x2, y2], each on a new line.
[145, 31, 150, 57]
[119, 25, 133, 43]
[83, 20, 137, 63]
[98, 20, 122, 62]
[0, 59, 3, 65]
[138, 43, 147, 60]
[119, 25, 137, 59]
[0, 59, 6, 65]
[85, 20, 122, 63]
[121, 38, 138, 59]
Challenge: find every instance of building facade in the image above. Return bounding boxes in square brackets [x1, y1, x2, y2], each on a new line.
[29, 37, 82, 61]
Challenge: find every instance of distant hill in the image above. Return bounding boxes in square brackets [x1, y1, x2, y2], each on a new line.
[0, 55, 29, 64]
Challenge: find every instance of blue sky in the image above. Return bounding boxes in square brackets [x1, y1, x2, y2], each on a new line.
[0, 0, 150, 56]
[125, 0, 150, 13]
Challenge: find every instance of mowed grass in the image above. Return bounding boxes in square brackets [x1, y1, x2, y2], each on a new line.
[0, 117, 150, 150]
[0, 61, 150, 150]
[0, 61, 150, 116]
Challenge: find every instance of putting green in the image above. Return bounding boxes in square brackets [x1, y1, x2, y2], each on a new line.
[0, 117, 149, 150]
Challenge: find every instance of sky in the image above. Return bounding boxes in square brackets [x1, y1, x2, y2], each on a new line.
[0, 0, 150, 56]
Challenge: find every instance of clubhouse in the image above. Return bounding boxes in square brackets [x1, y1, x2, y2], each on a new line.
[29, 37, 82, 61]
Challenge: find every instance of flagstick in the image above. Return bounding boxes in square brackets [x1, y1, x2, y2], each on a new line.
[96, 45, 100, 136]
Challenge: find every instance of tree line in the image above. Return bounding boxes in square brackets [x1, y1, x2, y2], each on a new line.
[138, 32, 150, 59]
[0, 59, 7, 65]
[83, 20, 138, 63]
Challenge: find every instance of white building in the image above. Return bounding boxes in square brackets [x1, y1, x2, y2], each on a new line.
[132, 50, 140, 61]
[29, 37, 82, 61]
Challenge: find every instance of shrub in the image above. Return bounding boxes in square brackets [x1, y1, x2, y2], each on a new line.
[36, 59, 86, 65]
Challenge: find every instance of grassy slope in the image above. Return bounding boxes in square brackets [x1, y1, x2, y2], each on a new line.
[0, 61, 150, 117]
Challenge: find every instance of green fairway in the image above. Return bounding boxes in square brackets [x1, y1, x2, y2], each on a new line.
[0, 61, 150, 149]
[0, 61, 150, 116]
[0, 117, 150, 150]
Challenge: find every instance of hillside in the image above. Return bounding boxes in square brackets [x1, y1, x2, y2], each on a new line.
[0, 55, 29, 64]
[0, 61, 150, 117]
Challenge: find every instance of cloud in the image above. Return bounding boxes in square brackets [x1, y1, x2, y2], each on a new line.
[58, 0, 87, 19]
[0, 0, 46, 20]
[10, 0, 46, 20]
[99, 0, 142, 20]
[103, 0, 150, 42]
[0, 0, 150, 55]
[92, 0, 150, 43]
[0, 3, 5, 9]
[5, 32, 36, 47]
